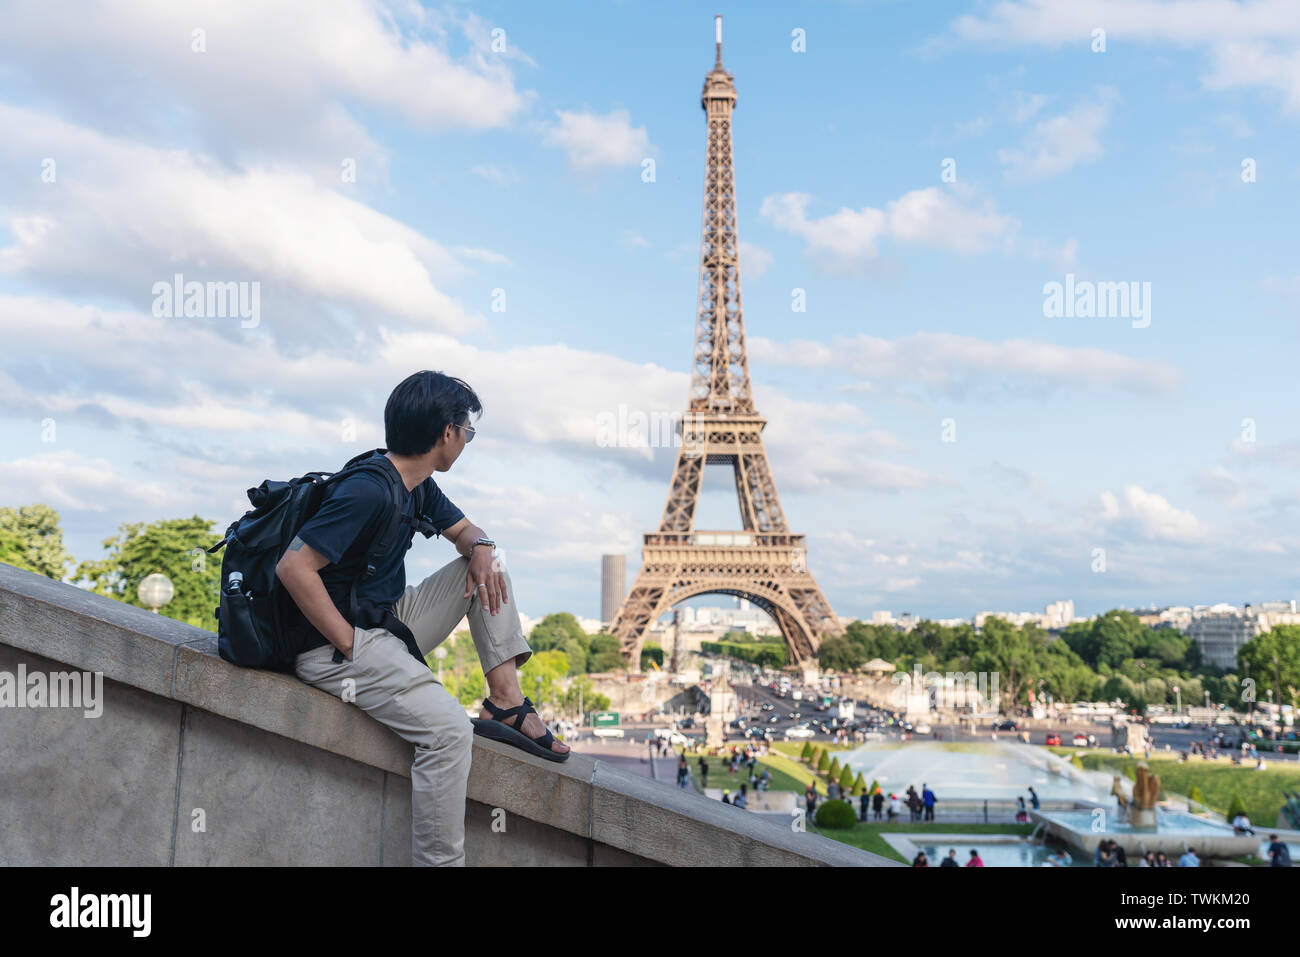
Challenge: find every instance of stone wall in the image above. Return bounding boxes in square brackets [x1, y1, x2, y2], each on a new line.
[0, 563, 894, 867]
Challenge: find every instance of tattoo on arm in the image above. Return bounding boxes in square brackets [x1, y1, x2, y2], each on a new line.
[287, 536, 306, 551]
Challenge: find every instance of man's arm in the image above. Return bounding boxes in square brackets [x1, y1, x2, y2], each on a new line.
[441, 516, 508, 614]
[275, 536, 356, 659]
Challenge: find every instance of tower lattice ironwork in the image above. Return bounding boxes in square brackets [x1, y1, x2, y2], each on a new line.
[611, 19, 844, 669]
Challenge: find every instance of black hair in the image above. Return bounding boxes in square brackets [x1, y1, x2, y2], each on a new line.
[384, 370, 482, 455]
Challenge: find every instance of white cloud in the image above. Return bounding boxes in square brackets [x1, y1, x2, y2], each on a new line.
[941, 0, 1300, 113]
[759, 186, 1018, 274]
[999, 88, 1118, 181]
[0, 0, 534, 167]
[0, 105, 484, 339]
[748, 332, 1181, 397]
[1100, 485, 1207, 543]
[739, 241, 773, 279]
[542, 109, 651, 172]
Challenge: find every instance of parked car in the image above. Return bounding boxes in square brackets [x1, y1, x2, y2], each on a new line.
[1072, 733, 1089, 747]
[915, 723, 932, 735]
[592, 727, 625, 739]
[1044, 732, 1061, 746]
[785, 727, 815, 739]
[994, 719, 1019, 732]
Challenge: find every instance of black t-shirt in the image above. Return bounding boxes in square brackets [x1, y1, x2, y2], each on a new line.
[281, 459, 465, 654]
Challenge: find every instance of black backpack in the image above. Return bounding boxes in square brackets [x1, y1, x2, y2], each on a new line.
[206, 449, 439, 673]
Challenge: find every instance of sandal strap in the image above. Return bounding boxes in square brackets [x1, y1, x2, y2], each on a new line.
[482, 695, 537, 731]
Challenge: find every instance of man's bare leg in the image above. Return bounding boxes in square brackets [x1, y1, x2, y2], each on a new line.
[481, 659, 570, 756]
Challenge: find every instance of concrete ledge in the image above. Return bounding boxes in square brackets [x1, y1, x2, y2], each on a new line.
[0, 563, 895, 866]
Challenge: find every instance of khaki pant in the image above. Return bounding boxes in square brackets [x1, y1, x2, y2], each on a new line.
[294, 555, 532, 865]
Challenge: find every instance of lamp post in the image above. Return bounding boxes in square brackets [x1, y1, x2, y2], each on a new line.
[432, 645, 447, 684]
[137, 573, 174, 615]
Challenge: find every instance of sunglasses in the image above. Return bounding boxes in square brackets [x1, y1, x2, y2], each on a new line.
[455, 421, 476, 443]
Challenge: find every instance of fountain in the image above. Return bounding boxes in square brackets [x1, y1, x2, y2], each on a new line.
[1034, 761, 1256, 859]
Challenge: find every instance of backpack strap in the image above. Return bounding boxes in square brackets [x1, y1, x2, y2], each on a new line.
[327, 450, 436, 665]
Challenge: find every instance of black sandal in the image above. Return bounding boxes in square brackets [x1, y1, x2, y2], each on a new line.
[473, 696, 570, 763]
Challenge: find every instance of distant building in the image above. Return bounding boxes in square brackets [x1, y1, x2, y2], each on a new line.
[600, 554, 626, 626]
[1187, 609, 1262, 670]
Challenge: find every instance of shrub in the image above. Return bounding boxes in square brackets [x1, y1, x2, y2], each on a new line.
[828, 756, 841, 779]
[817, 750, 830, 773]
[840, 765, 856, 792]
[815, 799, 858, 829]
[1226, 793, 1248, 824]
[801, 741, 813, 762]
[852, 772, 866, 796]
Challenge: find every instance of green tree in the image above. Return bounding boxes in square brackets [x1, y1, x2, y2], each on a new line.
[800, 741, 813, 761]
[828, 756, 841, 779]
[0, 504, 74, 579]
[530, 613, 588, 652]
[852, 771, 865, 796]
[816, 750, 830, 774]
[1239, 627, 1300, 710]
[640, 641, 664, 670]
[519, 649, 571, 712]
[587, 632, 626, 673]
[74, 515, 221, 628]
[839, 764, 855, 793]
[818, 636, 865, 672]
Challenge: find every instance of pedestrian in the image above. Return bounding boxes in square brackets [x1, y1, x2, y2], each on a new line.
[1015, 795, 1028, 824]
[721, 790, 731, 805]
[828, 779, 840, 801]
[872, 787, 884, 821]
[1267, 834, 1292, 867]
[888, 793, 900, 822]
[940, 848, 960, 867]
[1028, 786, 1040, 810]
[965, 849, 984, 867]
[922, 783, 936, 821]
[858, 790, 869, 822]
[911, 851, 929, 867]
[1232, 812, 1256, 836]
[1178, 846, 1200, 867]
[698, 754, 709, 787]
[734, 784, 749, 809]
[906, 785, 921, 822]
[1155, 850, 1171, 867]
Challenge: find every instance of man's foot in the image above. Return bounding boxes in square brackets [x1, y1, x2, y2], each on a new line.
[479, 695, 570, 756]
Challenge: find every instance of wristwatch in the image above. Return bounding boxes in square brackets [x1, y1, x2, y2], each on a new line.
[471, 537, 495, 552]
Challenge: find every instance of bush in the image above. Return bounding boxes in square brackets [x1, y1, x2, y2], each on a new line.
[817, 750, 830, 773]
[1189, 786, 1205, 805]
[1226, 792, 1248, 824]
[840, 765, 856, 793]
[815, 799, 858, 829]
[828, 756, 841, 779]
[852, 772, 866, 796]
[800, 741, 813, 762]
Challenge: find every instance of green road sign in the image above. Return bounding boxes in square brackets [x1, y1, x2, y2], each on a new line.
[593, 711, 620, 727]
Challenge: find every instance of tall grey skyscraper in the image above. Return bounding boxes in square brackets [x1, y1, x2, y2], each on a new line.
[601, 554, 626, 626]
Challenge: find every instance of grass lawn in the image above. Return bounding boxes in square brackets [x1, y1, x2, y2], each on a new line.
[685, 742, 857, 795]
[1050, 748, 1300, 827]
[810, 820, 1035, 863]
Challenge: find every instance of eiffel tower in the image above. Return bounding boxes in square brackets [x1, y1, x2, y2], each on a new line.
[611, 17, 844, 670]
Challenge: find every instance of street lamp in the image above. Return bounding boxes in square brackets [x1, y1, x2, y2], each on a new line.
[137, 573, 174, 614]
[432, 645, 447, 684]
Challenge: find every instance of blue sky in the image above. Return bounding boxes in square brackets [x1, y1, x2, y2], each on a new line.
[2, 0, 1300, 625]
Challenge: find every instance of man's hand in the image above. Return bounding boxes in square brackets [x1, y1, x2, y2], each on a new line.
[463, 543, 507, 615]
